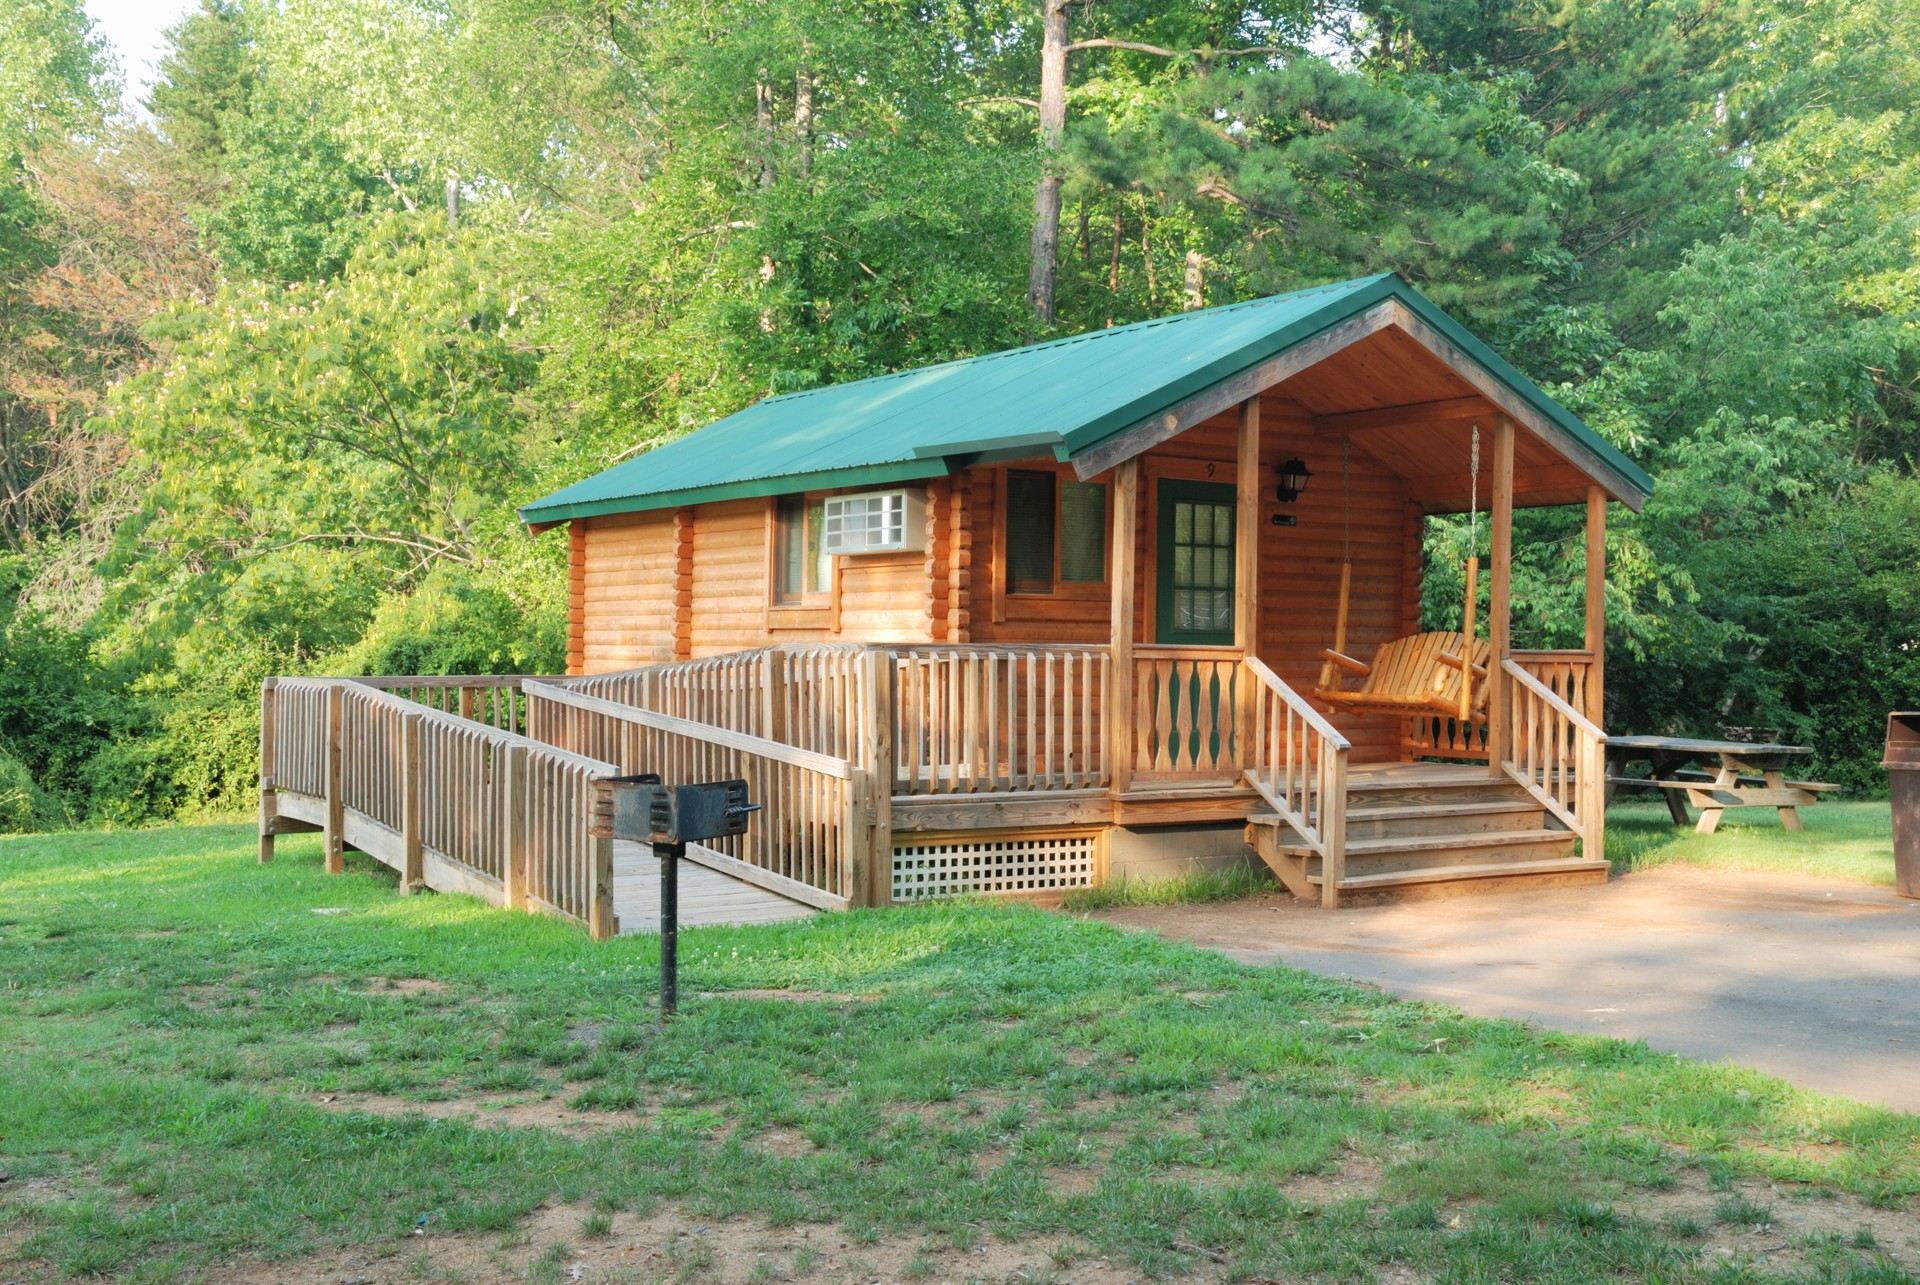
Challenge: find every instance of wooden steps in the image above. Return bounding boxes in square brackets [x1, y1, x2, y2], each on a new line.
[1306, 856, 1602, 890]
[1247, 763, 1607, 904]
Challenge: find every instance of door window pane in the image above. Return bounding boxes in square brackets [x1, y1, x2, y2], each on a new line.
[1162, 485, 1234, 641]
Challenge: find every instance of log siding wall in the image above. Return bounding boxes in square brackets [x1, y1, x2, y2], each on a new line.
[577, 510, 677, 675]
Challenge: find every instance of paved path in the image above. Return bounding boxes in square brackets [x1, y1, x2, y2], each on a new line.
[1103, 865, 1920, 1113]
[612, 840, 815, 935]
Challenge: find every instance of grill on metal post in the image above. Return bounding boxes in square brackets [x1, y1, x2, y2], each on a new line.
[606, 775, 761, 1020]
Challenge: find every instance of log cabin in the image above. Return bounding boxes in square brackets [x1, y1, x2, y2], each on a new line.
[512, 273, 1652, 909]
[258, 274, 1653, 938]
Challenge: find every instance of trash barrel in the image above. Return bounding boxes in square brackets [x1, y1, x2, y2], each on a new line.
[1884, 713, 1920, 900]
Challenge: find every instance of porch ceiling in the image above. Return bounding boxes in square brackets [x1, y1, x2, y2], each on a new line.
[1273, 328, 1604, 514]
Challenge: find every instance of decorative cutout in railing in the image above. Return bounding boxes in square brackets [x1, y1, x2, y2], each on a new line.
[1133, 648, 1241, 779]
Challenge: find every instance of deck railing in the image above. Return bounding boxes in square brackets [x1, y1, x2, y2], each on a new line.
[356, 675, 551, 737]
[1499, 658, 1607, 852]
[525, 680, 871, 910]
[1132, 646, 1243, 780]
[1401, 650, 1596, 761]
[563, 645, 876, 762]
[260, 678, 620, 936]
[889, 646, 1109, 794]
[1241, 657, 1351, 906]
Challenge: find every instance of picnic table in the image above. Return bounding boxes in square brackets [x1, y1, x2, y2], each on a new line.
[1604, 735, 1840, 833]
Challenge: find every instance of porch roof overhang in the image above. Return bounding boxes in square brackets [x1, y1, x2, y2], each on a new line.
[518, 275, 1653, 528]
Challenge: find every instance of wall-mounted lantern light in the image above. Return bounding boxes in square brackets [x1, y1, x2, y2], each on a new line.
[1274, 457, 1313, 504]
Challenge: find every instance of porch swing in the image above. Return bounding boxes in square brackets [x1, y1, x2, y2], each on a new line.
[1312, 428, 1492, 720]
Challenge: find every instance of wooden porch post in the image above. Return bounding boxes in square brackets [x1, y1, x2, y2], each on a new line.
[1108, 459, 1139, 796]
[861, 647, 896, 908]
[257, 678, 278, 865]
[1485, 418, 1515, 777]
[589, 780, 617, 940]
[324, 683, 346, 874]
[503, 744, 529, 910]
[1234, 396, 1261, 757]
[400, 711, 424, 893]
[1584, 486, 1606, 726]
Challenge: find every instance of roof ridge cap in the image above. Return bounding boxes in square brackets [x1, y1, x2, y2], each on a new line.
[757, 275, 1390, 407]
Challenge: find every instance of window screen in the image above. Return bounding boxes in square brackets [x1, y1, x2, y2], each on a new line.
[775, 495, 828, 602]
[1006, 471, 1056, 595]
[1059, 481, 1106, 583]
[776, 496, 806, 601]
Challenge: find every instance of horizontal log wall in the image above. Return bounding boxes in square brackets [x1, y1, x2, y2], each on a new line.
[579, 510, 677, 674]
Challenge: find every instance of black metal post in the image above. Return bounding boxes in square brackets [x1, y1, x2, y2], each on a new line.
[658, 839, 683, 1021]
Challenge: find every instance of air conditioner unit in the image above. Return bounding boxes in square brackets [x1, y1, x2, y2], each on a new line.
[821, 488, 926, 555]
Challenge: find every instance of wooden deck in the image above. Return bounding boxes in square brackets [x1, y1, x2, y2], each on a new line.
[611, 840, 817, 935]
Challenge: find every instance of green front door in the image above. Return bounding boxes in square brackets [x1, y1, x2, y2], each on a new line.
[1155, 480, 1236, 645]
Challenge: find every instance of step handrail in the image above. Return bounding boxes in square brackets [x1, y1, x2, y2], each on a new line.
[1499, 657, 1607, 851]
[1241, 657, 1351, 907]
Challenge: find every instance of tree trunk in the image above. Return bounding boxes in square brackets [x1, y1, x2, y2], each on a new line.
[794, 46, 814, 179]
[1184, 249, 1205, 309]
[445, 173, 459, 228]
[1026, 0, 1070, 323]
[756, 71, 775, 187]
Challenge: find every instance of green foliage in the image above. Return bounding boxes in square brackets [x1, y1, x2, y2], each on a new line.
[107, 213, 536, 656]
[146, 0, 255, 164]
[0, 0, 114, 152]
[200, 94, 398, 281]
[320, 564, 567, 678]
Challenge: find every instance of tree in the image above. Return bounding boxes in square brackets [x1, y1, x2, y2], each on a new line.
[146, 0, 255, 167]
[102, 215, 536, 653]
[0, 0, 113, 153]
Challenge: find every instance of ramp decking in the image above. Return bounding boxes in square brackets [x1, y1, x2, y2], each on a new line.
[611, 840, 817, 935]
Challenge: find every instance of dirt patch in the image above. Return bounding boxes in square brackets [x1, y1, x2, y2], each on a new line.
[367, 977, 448, 996]
[1280, 1154, 1386, 1207]
[1620, 1168, 1920, 1274]
[750, 1126, 814, 1158]
[177, 1201, 1148, 1285]
[1045, 1164, 1102, 1195]
[307, 1091, 643, 1137]
[177, 983, 260, 1010]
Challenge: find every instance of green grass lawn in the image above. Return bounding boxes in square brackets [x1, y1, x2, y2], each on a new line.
[1606, 800, 1898, 886]
[2, 824, 1918, 1283]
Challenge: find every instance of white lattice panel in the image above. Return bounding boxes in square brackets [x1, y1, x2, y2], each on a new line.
[892, 832, 1098, 901]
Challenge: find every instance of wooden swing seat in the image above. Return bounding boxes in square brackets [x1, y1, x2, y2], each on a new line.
[1314, 631, 1491, 716]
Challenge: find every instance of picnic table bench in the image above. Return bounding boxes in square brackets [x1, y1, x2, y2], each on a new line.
[1604, 735, 1842, 833]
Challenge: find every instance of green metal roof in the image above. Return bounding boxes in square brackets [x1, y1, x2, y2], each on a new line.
[520, 274, 1653, 525]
